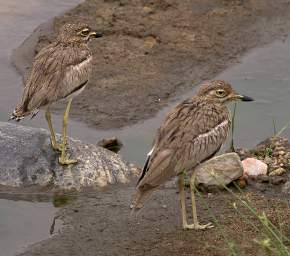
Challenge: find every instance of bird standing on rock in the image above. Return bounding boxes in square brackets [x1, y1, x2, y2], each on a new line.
[131, 80, 254, 230]
[10, 22, 102, 165]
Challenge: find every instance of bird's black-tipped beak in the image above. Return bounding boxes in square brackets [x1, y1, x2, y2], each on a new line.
[239, 95, 254, 102]
[89, 31, 103, 38]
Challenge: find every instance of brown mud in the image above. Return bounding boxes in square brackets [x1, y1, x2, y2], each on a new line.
[12, 0, 290, 129]
[18, 181, 290, 256]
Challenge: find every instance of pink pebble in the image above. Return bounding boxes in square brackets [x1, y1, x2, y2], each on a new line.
[242, 158, 268, 177]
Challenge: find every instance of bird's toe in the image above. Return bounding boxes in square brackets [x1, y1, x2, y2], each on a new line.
[51, 143, 62, 152]
[58, 157, 78, 166]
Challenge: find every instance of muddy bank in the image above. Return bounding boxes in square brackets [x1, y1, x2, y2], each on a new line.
[13, 0, 290, 129]
[16, 136, 290, 256]
[18, 181, 290, 256]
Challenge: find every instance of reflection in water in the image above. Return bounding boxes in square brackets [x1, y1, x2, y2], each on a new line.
[0, 199, 57, 256]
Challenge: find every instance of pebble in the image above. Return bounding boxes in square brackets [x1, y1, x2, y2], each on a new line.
[237, 177, 247, 188]
[282, 181, 290, 194]
[142, 6, 154, 15]
[269, 167, 286, 176]
[264, 156, 272, 165]
[242, 158, 268, 177]
[195, 153, 243, 188]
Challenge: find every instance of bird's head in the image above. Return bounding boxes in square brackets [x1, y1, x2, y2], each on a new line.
[196, 80, 254, 104]
[57, 22, 103, 44]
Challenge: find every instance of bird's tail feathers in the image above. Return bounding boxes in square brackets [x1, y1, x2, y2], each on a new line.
[9, 106, 27, 122]
[130, 185, 156, 216]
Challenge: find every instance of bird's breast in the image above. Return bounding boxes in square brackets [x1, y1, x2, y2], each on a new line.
[72, 55, 93, 74]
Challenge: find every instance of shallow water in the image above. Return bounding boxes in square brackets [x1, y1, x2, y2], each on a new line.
[0, 199, 58, 256]
[108, 39, 290, 164]
[91, 38, 290, 164]
[0, 0, 82, 255]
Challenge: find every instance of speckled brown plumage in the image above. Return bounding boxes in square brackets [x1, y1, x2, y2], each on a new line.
[131, 80, 254, 229]
[10, 22, 102, 165]
[12, 23, 99, 119]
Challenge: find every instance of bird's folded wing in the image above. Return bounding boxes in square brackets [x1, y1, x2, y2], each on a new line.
[137, 149, 174, 189]
[20, 44, 91, 112]
[137, 100, 230, 189]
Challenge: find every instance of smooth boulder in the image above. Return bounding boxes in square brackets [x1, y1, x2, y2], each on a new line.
[195, 153, 243, 188]
[0, 122, 138, 190]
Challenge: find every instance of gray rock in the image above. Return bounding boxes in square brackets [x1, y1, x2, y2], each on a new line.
[195, 153, 243, 187]
[0, 122, 138, 190]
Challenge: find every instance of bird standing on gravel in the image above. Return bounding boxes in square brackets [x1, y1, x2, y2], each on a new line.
[131, 80, 254, 230]
[10, 22, 102, 165]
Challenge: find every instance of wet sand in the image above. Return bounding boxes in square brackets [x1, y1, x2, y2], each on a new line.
[18, 182, 290, 256]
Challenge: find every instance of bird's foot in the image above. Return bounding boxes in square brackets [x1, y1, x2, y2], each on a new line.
[183, 222, 214, 230]
[51, 142, 62, 152]
[50, 140, 69, 152]
[58, 156, 78, 165]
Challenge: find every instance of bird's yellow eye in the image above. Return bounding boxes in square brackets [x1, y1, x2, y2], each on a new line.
[80, 28, 90, 37]
[215, 89, 226, 97]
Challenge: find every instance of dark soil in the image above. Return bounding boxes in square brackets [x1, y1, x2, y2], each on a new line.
[13, 0, 290, 129]
[18, 181, 290, 256]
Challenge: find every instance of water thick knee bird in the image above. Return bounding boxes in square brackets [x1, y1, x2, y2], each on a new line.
[131, 80, 254, 230]
[10, 22, 102, 165]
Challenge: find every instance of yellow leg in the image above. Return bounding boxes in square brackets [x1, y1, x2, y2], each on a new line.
[183, 172, 214, 230]
[45, 108, 61, 151]
[58, 99, 77, 165]
[178, 174, 188, 229]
